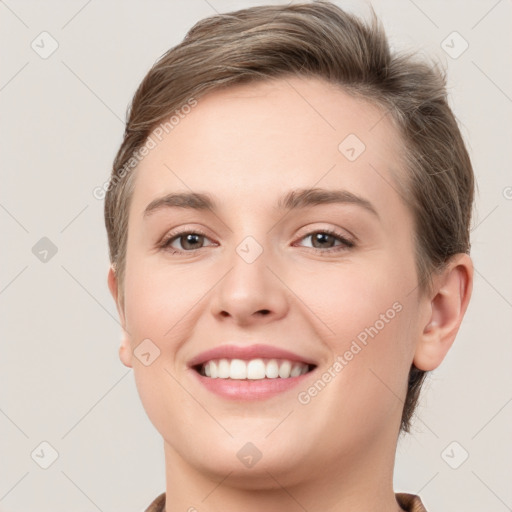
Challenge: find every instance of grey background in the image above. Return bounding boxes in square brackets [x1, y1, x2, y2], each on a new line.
[1, 0, 511, 510]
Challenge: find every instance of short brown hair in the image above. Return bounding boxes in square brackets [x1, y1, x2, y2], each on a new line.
[104, 0, 474, 432]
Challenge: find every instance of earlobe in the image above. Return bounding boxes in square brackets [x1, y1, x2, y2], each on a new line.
[413, 254, 473, 371]
[119, 333, 133, 368]
[107, 265, 133, 369]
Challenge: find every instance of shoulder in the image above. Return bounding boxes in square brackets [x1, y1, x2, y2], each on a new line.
[396, 492, 428, 512]
[144, 492, 166, 512]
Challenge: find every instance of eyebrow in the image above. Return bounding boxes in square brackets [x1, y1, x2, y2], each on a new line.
[143, 187, 379, 219]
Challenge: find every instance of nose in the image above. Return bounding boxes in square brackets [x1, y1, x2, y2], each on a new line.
[210, 242, 289, 327]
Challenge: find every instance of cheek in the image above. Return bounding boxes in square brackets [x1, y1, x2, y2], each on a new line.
[290, 259, 417, 453]
[123, 252, 203, 337]
[329, 303, 415, 441]
[295, 255, 411, 341]
[122, 255, 201, 436]
[294, 256, 415, 396]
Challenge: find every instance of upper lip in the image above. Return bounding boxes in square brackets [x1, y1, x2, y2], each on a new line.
[187, 344, 318, 368]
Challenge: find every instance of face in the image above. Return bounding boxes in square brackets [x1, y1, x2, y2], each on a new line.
[111, 76, 428, 485]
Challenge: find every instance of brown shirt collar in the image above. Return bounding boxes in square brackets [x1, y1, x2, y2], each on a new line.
[396, 492, 428, 511]
[145, 491, 427, 511]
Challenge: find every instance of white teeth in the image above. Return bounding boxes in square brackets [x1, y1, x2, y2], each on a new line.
[266, 359, 280, 379]
[218, 359, 230, 378]
[201, 358, 311, 380]
[290, 364, 303, 377]
[247, 359, 266, 379]
[278, 360, 291, 378]
[230, 359, 247, 379]
[209, 360, 218, 378]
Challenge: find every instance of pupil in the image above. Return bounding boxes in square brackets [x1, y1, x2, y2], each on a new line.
[315, 233, 333, 248]
[184, 234, 201, 249]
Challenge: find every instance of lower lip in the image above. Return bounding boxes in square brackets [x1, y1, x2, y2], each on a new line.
[189, 368, 316, 401]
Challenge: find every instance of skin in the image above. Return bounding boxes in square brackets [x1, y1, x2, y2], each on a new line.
[108, 76, 473, 512]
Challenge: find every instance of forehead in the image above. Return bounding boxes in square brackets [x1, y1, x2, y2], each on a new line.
[130, 76, 407, 223]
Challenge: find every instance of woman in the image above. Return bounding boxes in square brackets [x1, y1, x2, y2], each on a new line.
[104, 2, 474, 510]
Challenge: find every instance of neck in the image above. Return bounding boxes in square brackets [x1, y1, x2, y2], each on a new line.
[162, 431, 404, 512]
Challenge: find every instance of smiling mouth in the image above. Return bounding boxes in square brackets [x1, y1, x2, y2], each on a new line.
[193, 358, 317, 380]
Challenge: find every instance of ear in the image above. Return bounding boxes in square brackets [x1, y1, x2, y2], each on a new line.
[413, 253, 473, 371]
[108, 265, 133, 368]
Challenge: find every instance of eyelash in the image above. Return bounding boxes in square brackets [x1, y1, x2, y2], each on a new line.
[158, 228, 355, 256]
